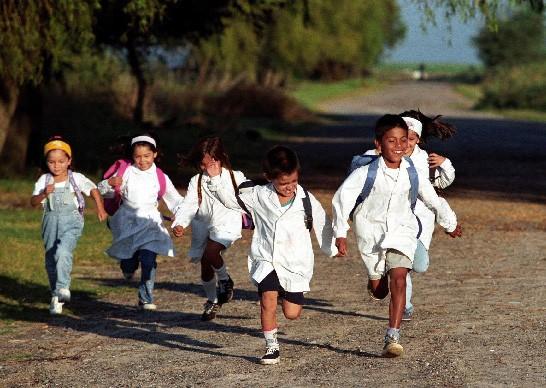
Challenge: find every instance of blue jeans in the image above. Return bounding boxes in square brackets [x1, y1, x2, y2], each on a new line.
[42, 184, 84, 296]
[120, 249, 157, 304]
[405, 240, 429, 313]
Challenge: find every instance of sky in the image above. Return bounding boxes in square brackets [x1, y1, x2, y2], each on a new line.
[384, 0, 485, 64]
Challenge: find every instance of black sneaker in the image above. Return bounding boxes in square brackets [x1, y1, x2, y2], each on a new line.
[367, 276, 389, 300]
[259, 346, 280, 365]
[217, 276, 234, 304]
[201, 300, 221, 321]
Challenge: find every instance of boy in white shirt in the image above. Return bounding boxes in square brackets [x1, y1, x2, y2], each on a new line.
[332, 114, 462, 357]
[206, 146, 338, 365]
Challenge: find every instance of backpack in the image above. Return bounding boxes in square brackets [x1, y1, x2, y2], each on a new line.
[236, 180, 313, 231]
[347, 153, 421, 237]
[102, 159, 167, 216]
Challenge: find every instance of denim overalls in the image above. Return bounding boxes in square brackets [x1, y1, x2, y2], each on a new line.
[41, 179, 84, 297]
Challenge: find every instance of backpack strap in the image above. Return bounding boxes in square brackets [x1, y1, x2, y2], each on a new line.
[235, 179, 254, 216]
[301, 187, 313, 230]
[348, 153, 379, 175]
[349, 156, 380, 220]
[404, 156, 422, 238]
[155, 167, 167, 199]
[68, 170, 85, 216]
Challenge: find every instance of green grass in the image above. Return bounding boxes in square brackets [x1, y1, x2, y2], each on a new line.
[290, 78, 380, 109]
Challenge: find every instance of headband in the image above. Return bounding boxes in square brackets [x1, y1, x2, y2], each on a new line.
[402, 116, 422, 137]
[131, 135, 156, 147]
[44, 139, 72, 158]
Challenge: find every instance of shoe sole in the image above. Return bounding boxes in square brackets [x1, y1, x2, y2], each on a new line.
[382, 343, 404, 358]
[259, 357, 280, 365]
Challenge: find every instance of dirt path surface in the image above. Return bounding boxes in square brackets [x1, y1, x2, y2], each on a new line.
[2, 81, 545, 387]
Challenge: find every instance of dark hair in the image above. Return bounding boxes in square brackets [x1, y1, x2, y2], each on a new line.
[374, 114, 409, 140]
[399, 109, 456, 143]
[182, 136, 232, 170]
[262, 145, 300, 179]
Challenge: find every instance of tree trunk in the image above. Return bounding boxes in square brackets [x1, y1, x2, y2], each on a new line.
[0, 78, 20, 159]
[126, 39, 147, 125]
[0, 83, 42, 175]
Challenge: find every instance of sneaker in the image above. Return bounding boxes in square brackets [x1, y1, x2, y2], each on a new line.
[201, 300, 221, 321]
[138, 301, 157, 311]
[402, 309, 413, 322]
[122, 272, 134, 281]
[259, 346, 280, 365]
[57, 288, 71, 303]
[382, 334, 404, 358]
[49, 296, 63, 315]
[217, 276, 234, 305]
[367, 277, 389, 301]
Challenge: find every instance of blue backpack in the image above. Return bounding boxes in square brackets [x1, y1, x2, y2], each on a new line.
[347, 154, 421, 237]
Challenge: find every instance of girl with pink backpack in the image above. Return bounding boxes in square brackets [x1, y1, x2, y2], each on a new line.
[98, 134, 184, 310]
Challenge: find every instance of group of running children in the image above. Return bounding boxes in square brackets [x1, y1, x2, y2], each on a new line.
[31, 110, 462, 363]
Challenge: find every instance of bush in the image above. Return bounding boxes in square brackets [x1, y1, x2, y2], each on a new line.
[478, 62, 546, 111]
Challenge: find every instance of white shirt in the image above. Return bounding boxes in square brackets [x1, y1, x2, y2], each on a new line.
[208, 179, 338, 293]
[332, 157, 457, 261]
[33, 172, 97, 208]
[98, 164, 184, 259]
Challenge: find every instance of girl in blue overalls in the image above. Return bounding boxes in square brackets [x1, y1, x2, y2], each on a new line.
[31, 136, 107, 315]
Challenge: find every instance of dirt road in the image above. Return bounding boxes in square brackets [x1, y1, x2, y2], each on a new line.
[1, 81, 545, 387]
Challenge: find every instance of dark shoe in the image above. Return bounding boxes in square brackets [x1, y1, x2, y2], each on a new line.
[382, 334, 403, 358]
[217, 276, 234, 304]
[201, 300, 221, 321]
[259, 346, 280, 365]
[367, 276, 389, 300]
[122, 272, 134, 281]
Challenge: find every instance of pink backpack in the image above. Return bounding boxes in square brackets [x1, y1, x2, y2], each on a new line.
[102, 159, 167, 216]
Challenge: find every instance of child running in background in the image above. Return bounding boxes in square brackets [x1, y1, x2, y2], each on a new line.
[333, 114, 462, 357]
[31, 136, 108, 315]
[171, 137, 247, 321]
[399, 110, 457, 321]
[98, 134, 184, 310]
[206, 145, 338, 365]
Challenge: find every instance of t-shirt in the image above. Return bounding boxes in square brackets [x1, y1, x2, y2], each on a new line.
[32, 172, 97, 207]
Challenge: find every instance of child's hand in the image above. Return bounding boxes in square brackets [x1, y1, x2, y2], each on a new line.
[335, 237, 347, 256]
[108, 176, 123, 187]
[44, 176, 55, 195]
[428, 153, 446, 168]
[205, 159, 221, 177]
[172, 225, 185, 237]
[97, 208, 108, 222]
[447, 224, 462, 238]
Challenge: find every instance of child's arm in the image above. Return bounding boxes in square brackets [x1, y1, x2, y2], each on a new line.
[170, 175, 200, 234]
[428, 153, 455, 189]
[205, 163, 253, 213]
[161, 175, 185, 215]
[30, 174, 53, 208]
[331, 167, 368, 239]
[90, 188, 108, 222]
[418, 178, 462, 237]
[308, 192, 339, 257]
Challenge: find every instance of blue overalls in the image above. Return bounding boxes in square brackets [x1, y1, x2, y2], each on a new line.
[41, 179, 84, 297]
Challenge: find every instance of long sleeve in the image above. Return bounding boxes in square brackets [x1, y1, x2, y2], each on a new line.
[433, 158, 455, 189]
[309, 193, 338, 257]
[162, 175, 184, 215]
[417, 177, 457, 232]
[171, 176, 200, 228]
[332, 167, 368, 238]
[207, 174, 253, 212]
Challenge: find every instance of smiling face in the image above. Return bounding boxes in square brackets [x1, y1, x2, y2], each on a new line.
[375, 126, 408, 168]
[46, 149, 71, 178]
[405, 129, 420, 156]
[132, 144, 157, 171]
[270, 170, 298, 202]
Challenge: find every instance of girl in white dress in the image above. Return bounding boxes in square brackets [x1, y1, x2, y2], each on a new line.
[99, 134, 184, 310]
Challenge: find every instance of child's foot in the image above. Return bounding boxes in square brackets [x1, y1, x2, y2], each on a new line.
[49, 296, 63, 315]
[217, 276, 234, 304]
[367, 277, 389, 300]
[58, 288, 71, 303]
[402, 308, 413, 321]
[138, 301, 157, 311]
[259, 346, 280, 365]
[122, 272, 134, 281]
[382, 334, 403, 357]
[201, 300, 221, 321]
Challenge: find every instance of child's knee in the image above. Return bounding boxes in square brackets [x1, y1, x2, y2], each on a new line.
[283, 309, 301, 320]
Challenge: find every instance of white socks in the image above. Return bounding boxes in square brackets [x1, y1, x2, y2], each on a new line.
[202, 278, 218, 303]
[213, 263, 229, 281]
[263, 328, 279, 349]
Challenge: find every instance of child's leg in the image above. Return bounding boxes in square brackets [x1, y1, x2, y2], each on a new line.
[120, 253, 139, 278]
[404, 272, 414, 317]
[203, 239, 234, 304]
[261, 291, 279, 331]
[388, 267, 408, 329]
[405, 241, 429, 317]
[50, 218, 82, 298]
[368, 276, 389, 300]
[137, 249, 157, 305]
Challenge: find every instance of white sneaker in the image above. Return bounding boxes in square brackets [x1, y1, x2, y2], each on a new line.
[58, 288, 71, 303]
[138, 301, 157, 311]
[49, 296, 64, 315]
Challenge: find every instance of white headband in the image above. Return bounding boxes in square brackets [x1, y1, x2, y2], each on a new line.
[402, 116, 422, 137]
[131, 135, 156, 147]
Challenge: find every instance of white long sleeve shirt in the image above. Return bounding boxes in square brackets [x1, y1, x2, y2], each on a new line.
[208, 179, 338, 293]
[333, 156, 457, 261]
